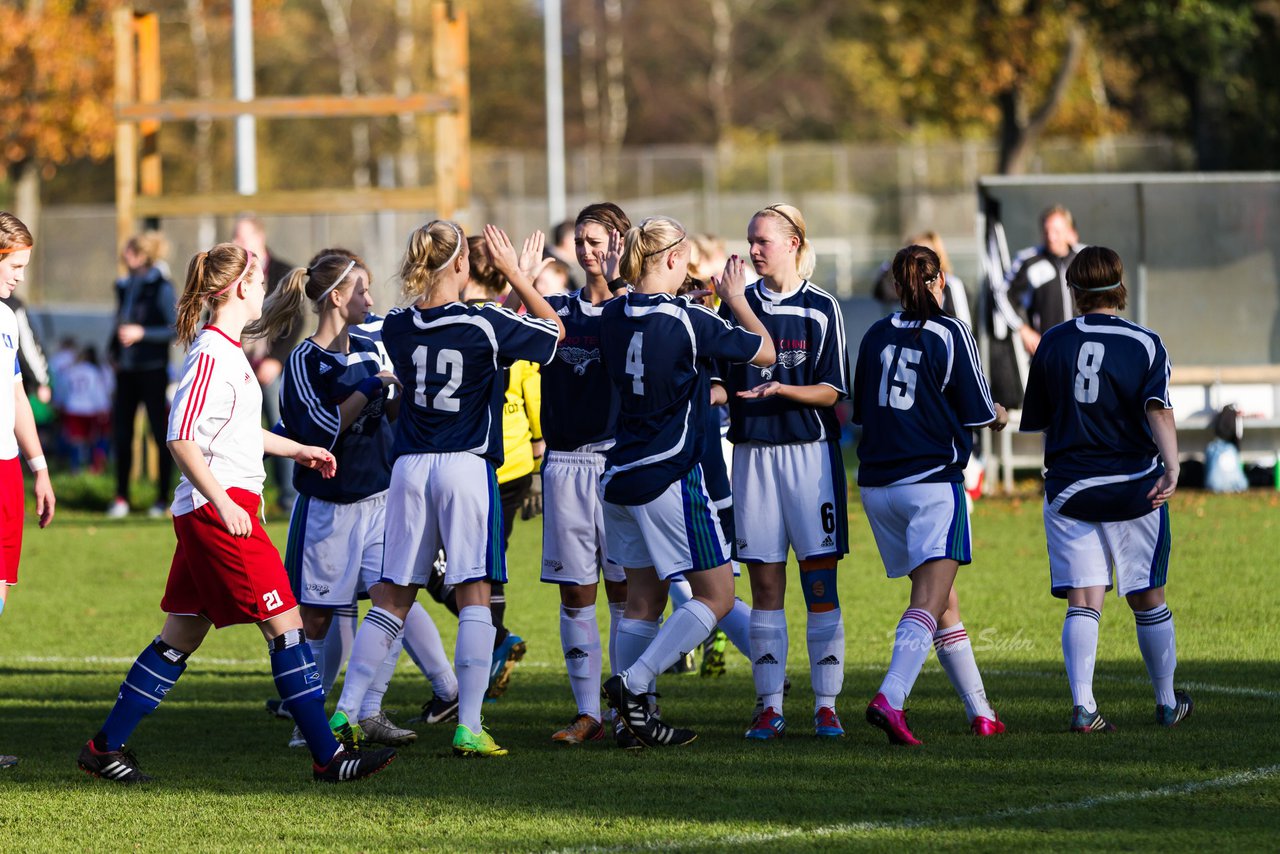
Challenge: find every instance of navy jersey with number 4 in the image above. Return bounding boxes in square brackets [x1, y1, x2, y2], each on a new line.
[540, 290, 620, 452]
[380, 303, 559, 468]
[279, 326, 393, 504]
[853, 313, 996, 487]
[1021, 314, 1172, 522]
[718, 280, 849, 444]
[600, 292, 763, 505]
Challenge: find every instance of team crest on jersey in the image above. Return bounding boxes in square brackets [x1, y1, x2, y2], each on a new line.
[759, 349, 807, 380]
[558, 346, 601, 376]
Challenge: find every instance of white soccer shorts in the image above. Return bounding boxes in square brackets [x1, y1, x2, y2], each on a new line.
[380, 452, 506, 588]
[541, 449, 624, 585]
[285, 490, 387, 607]
[603, 465, 728, 580]
[861, 482, 971, 578]
[731, 440, 848, 563]
[1043, 501, 1172, 598]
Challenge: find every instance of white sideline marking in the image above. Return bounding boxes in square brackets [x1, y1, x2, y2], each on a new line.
[0, 654, 561, 670]
[556, 764, 1280, 852]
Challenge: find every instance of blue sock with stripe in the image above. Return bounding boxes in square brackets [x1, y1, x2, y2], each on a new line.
[1063, 606, 1101, 713]
[270, 628, 339, 765]
[1134, 604, 1177, 708]
[96, 638, 188, 752]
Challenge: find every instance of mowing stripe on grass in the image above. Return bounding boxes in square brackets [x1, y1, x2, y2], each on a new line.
[557, 764, 1280, 851]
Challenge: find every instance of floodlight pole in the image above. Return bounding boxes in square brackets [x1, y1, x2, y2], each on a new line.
[233, 0, 258, 196]
[544, 0, 567, 225]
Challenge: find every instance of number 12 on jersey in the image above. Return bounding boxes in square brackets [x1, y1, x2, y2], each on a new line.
[878, 344, 922, 410]
[412, 344, 463, 412]
[626, 332, 645, 395]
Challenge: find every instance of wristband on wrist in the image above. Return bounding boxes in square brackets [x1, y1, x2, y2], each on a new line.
[607, 277, 629, 293]
[26, 454, 47, 473]
[356, 375, 383, 399]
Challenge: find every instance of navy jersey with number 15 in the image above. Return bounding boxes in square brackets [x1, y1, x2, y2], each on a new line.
[1021, 314, 1172, 522]
[852, 312, 996, 487]
[380, 303, 559, 468]
[600, 292, 763, 505]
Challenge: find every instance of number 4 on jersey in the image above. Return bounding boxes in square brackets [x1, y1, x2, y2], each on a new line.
[626, 332, 645, 395]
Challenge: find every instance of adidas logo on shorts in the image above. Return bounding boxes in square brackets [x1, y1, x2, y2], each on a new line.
[821, 535, 834, 548]
[816, 655, 840, 666]
[754, 653, 779, 666]
[565, 647, 589, 661]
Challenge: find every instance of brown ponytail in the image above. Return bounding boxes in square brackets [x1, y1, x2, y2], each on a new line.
[246, 251, 366, 340]
[176, 243, 257, 346]
[892, 244, 943, 323]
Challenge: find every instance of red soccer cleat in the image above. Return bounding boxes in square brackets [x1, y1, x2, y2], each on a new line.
[866, 693, 923, 746]
[970, 714, 1006, 736]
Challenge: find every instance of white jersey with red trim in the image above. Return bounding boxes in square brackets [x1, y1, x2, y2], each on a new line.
[0, 302, 22, 460]
[167, 326, 265, 515]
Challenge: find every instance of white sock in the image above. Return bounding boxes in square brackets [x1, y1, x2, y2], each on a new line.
[807, 608, 845, 711]
[749, 609, 788, 711]
[456, 605, 497, 732]
[402, 601, 457, 701]
[336, 606, 402, 720]
[669, 578, 692, 608]
[1063, 606, 1101, 713]
[626, 599, 717, 694]
[614, 617, 658, 678]
[359, 636, 404, 720]
[934, 622, 995, 721]
[322, 605, 359, 694]
[1134, 605, 1177, 708]
[719, 597, 752, 659]
[561, 605, 602, 720]
[607, 602, 626, 676]
[878, 608, 937, 709]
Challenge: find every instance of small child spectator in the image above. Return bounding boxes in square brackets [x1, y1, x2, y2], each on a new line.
[59, 346, 112, 474]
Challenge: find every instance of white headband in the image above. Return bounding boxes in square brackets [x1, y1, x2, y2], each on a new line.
[316, 260, 357, 302]
[430, 222, 465, 273]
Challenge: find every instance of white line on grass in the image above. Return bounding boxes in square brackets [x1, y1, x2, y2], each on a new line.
[556, 764, 1280, 852]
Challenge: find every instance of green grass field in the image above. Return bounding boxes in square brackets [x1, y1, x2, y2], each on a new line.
[2, 486, 1279, 852]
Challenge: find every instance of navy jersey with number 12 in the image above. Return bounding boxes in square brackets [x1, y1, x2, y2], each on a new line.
[380, 303, 558, 467]
[600, 292, 763, 505]
[853, 312, 996, 487]
[1021, 314, 1172, 522]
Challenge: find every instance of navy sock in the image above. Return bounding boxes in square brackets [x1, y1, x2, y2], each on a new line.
[96, 638, 188, 752]
[270, 628, 339, 765]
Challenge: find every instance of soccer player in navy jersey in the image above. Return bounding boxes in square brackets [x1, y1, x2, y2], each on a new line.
[853, 244, 1009, 746]
[1020, 245, 1191, 732]
[254, 248, 456, 748]
[337, 221, 563, 758]
[598, 215, 776, 748]
[717, 203, 851, 741]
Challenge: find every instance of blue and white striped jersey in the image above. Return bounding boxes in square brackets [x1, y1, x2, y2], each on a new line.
[279, 323, 393, 504]
[1021, 314, 1172, 522]
[718, 280, 849, 444]
[852, 312, 996, 487]
[540, 290, 620, 452]
[600, 292, 763, 506]
[380, 302, 559, 467]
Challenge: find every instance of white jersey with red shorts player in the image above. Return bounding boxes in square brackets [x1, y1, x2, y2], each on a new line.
[852, 311, 996, 577]
[0, 302, 24, 584]
[1021, 314, 1174, 597]
[162, 325, 296, 628]
[377, 302, 559, 587]
[717, 280, 850, 563]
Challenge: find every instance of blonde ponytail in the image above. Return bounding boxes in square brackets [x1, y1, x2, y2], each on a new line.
[619, 216, 687, 283]
[399, 220, 465, 305]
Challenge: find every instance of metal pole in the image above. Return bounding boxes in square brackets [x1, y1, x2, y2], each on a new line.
[544, 0, 566, 224]
[233, 0, 258, 196]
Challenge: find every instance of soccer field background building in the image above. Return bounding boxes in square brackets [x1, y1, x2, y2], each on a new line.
[1, 489, 1277, 851]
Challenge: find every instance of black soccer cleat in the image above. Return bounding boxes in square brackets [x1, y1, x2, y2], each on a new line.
[313, 745, 396, 783]
[602, 674, 697, 748]
[409, 692, 459, 725]
[77, 740, 153, 785]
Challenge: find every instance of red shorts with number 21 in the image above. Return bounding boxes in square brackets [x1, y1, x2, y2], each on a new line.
[161, 487, 297, 628]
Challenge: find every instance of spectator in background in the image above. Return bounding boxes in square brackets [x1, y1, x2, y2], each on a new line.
[874, 231, 971, 328]
[107, 231, 176, 519]
[233, 215, 301, 512]
[59, 346, 111, 474]
[533, 258, 571, 297]
[547, 219, 581, 290]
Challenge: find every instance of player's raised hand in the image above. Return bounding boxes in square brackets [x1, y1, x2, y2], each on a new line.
[598, 228, 625, 282]
[719, 255, 749, 301]
[295, 446, 338, 479]
[518, 230, 546, 280]
[483, 224, 521, 278]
